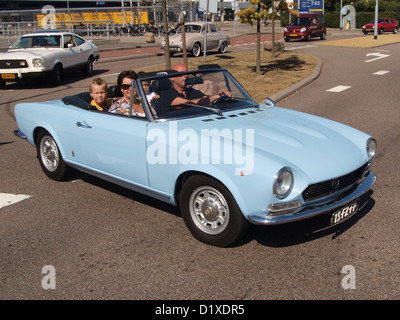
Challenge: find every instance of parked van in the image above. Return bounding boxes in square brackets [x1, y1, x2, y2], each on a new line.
[284, 13, 327, 42]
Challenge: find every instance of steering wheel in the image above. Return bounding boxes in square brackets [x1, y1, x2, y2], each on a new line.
[211, 95, 230, 105]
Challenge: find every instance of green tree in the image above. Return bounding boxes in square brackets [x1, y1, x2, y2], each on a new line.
[237, 0, 291, 74]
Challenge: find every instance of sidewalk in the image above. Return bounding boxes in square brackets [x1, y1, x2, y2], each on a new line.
[0, 21, 276, 51]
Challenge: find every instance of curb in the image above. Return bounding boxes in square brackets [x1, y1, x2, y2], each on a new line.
[270, 57, 323, 103]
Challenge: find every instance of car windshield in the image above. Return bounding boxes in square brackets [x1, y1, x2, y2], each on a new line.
[139, 68, 258, 120]
[368, 19, 384, 24]
[290, 17, 312, 25]
[10, 35, 62, 49]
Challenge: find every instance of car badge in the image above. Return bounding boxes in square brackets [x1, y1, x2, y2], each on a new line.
[332, 178, 340, 189]
[6, 62, 11, 67]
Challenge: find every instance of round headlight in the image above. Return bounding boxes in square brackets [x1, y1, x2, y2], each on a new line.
[32, 58, 43, 68]
[366, 138, 377, 161]
[273, 167, 293, 199]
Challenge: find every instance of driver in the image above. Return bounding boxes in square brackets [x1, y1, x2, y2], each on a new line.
[160, 63, 231, 107]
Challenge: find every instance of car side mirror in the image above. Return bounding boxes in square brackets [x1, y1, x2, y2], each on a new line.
[265, 98, 276, 107]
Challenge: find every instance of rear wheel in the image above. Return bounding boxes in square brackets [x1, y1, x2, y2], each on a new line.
[192, 42, 201, 57]
[394, 27, 398, 34]
[36, 130, 72, 181]
[180, 175, 249, 247]
[82, 58, 93, 76]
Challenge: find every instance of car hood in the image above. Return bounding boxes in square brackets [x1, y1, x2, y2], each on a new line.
[175, 106, 370, 181]
[0, 48, 58, 59]
[363, 23, 379, 27]
[286, 24, 310, 30]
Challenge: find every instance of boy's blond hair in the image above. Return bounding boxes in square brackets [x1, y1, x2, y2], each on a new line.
[89, 77, 108, 92]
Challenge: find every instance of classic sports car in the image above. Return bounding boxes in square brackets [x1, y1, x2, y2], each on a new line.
[362, 18, 398, 34]
[0, 30, 99, 88]
[13, 65, 377, 247]
[161, 22, 230, 57]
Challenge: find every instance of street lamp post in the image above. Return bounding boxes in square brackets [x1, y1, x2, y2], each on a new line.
[374, 0, 379, 40]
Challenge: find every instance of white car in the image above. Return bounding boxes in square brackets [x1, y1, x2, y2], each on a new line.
[161, 22, 230, 57]
[0, 31, 100, 88]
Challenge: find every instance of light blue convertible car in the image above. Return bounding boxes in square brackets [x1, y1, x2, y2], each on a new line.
[14, 65, 377, 247]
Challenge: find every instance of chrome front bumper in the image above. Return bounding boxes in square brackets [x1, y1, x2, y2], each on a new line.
[248, 171, 376, 225]
[14, 129, 27, 139]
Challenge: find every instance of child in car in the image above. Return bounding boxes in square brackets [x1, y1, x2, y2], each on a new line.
[89, 77, 114, 112]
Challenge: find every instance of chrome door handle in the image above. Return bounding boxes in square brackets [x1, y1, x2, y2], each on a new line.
[76, 121, 92, 128]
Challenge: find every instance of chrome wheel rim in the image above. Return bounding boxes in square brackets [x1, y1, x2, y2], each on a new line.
[40, 136, 59, 172]
[189, 186, 229, 235]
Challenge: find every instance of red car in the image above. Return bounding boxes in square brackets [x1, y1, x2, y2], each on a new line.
[362, 18, 398, 34]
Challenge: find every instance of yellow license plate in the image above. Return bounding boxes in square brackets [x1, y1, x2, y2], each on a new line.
[1, 74, 16, 79]
[290, 34, 298, 37]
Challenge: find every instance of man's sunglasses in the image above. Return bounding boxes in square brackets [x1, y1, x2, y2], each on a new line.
[121, 84, 132, 90]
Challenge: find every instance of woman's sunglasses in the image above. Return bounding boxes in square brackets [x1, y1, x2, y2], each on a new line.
[121, 84, 132, 90]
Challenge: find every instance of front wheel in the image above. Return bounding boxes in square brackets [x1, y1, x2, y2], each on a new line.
[180, 175, 249, 247]
[36, 130, 72, 181]
[218, 41, 227, 53]
[50, 64, 62, 86]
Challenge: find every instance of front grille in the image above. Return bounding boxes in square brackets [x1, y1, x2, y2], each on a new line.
[302, 163, 368, 201]
[0, 60, 28, 69]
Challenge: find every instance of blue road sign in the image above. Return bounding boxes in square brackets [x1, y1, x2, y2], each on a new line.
[298, 0, 324, 13]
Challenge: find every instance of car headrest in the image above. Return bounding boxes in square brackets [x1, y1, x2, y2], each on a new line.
[151, 78, 172, 92]
[108, 85, 123, 98]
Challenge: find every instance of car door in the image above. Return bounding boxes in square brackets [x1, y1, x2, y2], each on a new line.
[73, 110, 150, 188]
[62, 34, 85, 68]
[207, 24, 219, 50]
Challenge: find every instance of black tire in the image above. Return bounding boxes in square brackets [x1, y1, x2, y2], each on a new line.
[394, 27, 398, 34]
[180, 175, 249, 247]
[192, 42, 201, 57]
[218, 41, 227, 53]
[50, 64, 62, 86]
[379, 27, 384, 34]
[320, 32, 326, 40]
[82, 58, 93, 76]
[306, 33, 311, 41]
[36, 130, 72, 181]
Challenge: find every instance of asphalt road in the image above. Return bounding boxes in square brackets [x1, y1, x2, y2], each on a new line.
[0, 30, 399, 304]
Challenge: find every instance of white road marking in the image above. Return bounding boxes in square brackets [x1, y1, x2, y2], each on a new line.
[373, 70, 390, 75]
[0, 193, 31, 209]
[365, 52, 390, 63]
[285, 45, 317, 51]
[326, 85, 351, 93]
